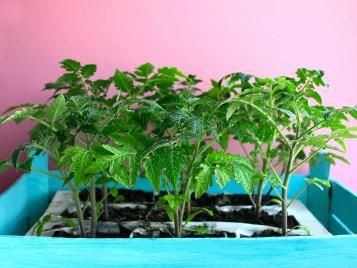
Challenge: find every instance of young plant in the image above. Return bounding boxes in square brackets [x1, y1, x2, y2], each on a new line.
[221, 73, 292, 218]
[0, 59, 134, 237]
[123, 65, 256, 237]
[227, 68, 357, 235]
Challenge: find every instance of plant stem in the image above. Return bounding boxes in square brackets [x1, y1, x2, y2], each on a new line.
[287, 185, 308, 208]
[255, 180, 264, 218]
[281, 147, 294, 236]
[103, 183, 109, 220]
[178, 141, 200, 237]
[90, 178, 97, 238]
[73, 190, 86, 237]
[174, 209, 181, 237]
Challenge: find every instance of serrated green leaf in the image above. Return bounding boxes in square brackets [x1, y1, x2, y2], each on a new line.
[226, 103, 239, 121]
[164, 146, 184, 187]
[81, 64, 97, 78]
[128, 155, 139, 187]
[136, 63, 155, 77]
[113, 69, 134, 92]
[47, 94, 67, 127]
[215, 166, 231, 188]
[144, 156, 162, 191]
[1, 105, 43, 125]
[11, 144, 27, 168]
[101, 145, 132, 162]
[109, 163, 129, 187]
[60, 59, 81, 71]
[85, 155, 112, 173]
[233, 165, 255, 194]
[195, 164, 212, 198]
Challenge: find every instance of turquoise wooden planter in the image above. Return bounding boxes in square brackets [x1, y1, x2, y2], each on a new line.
[0, 153, 356, 267]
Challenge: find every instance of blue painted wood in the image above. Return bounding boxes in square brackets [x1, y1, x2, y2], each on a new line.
[1, 153, 357, 238]
[0, 235, 356, 267]
[307, 153, 331, 227]
[26, 153, 50, 226]
[329, 180, 357, 234]
[0, 175, 29, 235]
[329, 214, 353, 235]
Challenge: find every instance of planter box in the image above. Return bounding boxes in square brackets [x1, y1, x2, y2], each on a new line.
[26, 190, 330, 237]
[1, 153, 357, 266]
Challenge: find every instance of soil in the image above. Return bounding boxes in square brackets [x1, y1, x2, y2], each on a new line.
[57, 189, 300, 238]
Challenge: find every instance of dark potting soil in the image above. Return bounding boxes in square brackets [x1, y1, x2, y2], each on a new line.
[68, 189, 299, 229]
[52, 228, 237, 238]
[52, 224, 133, 238]
[78, 189, 263, 206]
[55, 189, 301, 238]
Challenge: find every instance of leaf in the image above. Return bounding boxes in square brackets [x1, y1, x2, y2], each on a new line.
[326, 153, 350, 165]
[306, 89, 322, 104]
[11, 144, 27, 168]
[61, 146, 93, 187]
[85, 155, 112, 173]
[72, 151, 93, 186]
[101, 145, 132, 161]
[226, 102, 239, 121]
[306, 178, 331, 191]
[233, 165, 255, 194]
[164, 146, 184, 187]
[0, 160, 9, 175]
[60, 146, 84, 166]
[214, 166, 231, 188]
[110, 187, 118, 198]
[1, 105, 43, 125]
[60, 59, 81, 71]
[268, 197, 282, 206]
[63, 217, 76, 228]
[129, 155, 139, 187]
[218, 133, 230, 151]
[136, 63, 155, 77]
[195, 164, 212, 198]
[47, 94, 67, 126]
[81, 64, 97, 78]
[185, 208, 213, 225]
[277, 108, 295, 119]
[109, 161, 129, 187]
[113, 69, 134, 92]
[144, 156, 162, 191]
[290, 225, 312, 236]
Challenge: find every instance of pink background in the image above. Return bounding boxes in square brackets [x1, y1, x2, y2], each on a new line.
[0, 0, 356, 193]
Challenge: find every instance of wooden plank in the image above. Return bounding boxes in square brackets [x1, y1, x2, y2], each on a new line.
[26, 153, 50, 226]
[330, 180, 357, 234]
[0, 235, 356, 267]
[329, 214, 353, 235]
[0, 175, 29, 235]
[307, 153, 331, 227]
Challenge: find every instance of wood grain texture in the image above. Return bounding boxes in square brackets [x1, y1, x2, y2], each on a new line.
[0, 235, 356, 267]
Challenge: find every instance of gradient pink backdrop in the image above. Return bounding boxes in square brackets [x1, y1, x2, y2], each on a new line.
[1, 0, 356, 193]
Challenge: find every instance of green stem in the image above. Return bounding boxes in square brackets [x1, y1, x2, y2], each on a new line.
[178, 142, 200, 236]
[73, 189, 86, 237]
[233, 100, 291, 148]
[31, 167, 64, 181]
[287, 185, 308, 208]
[290, 136, 335, 174]
[103, 183, 109, 220]
[281, 147, 295, 236]
[90, 178, 97, 238]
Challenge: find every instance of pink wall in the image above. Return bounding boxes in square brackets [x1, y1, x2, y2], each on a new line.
[1, 0, 356, 192]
